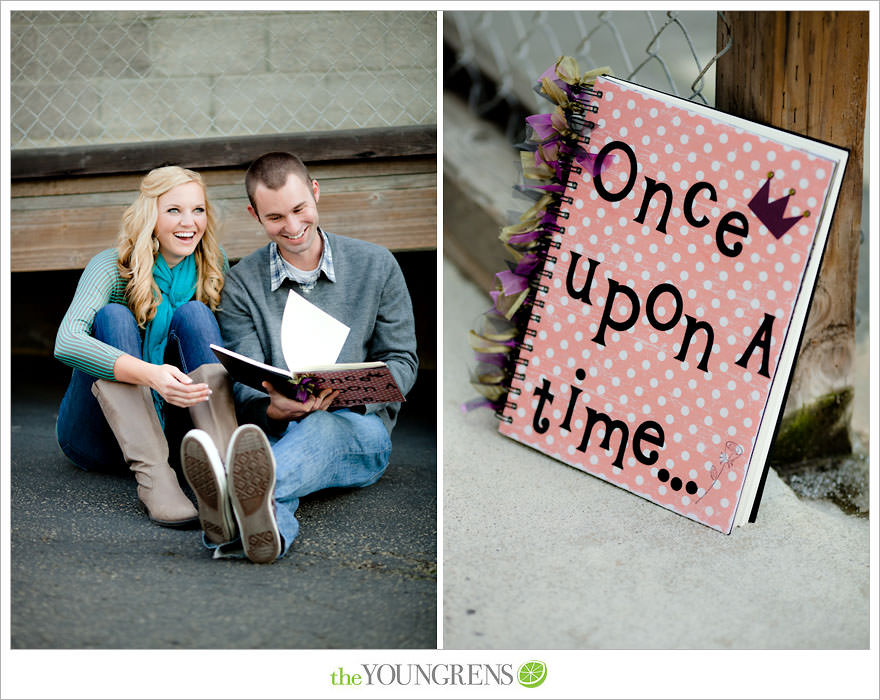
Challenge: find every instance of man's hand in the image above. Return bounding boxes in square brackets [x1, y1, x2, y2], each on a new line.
[263, 381, 340, 422]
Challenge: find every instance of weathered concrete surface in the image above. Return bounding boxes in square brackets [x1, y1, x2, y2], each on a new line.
[443, 258, 869, 650]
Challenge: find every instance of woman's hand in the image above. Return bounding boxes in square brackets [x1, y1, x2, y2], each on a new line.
[112, 353, 211, 407]
[263, 381, 339, 422]
[147, 363, 212, 407]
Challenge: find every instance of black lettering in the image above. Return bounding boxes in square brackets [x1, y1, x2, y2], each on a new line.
[592, 279, 640, 346]
[565, 252, 600, 305]
[633, 420, 665, 465]
[578, 407, 629, 469]
[633, 177, 674, 233]
[532, 378, 555, 434]
[735, 313, 775, 378]
[674, 314, 714, 372]
[560, 368, 586, 431]
[645, 283, 683, 331]
[593, 140, 637, 202]
[716, 211, 749, 258]
[683, 181, 717, 227]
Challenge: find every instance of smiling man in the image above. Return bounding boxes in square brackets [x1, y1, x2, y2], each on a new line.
[201, 152, 418, 563]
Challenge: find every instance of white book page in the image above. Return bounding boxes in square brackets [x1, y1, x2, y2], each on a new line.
[280, 289, 350, 370]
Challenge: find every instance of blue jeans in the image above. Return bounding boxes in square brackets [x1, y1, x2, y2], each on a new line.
[56, 301, 224, 472]
[208, 409, 392, 559]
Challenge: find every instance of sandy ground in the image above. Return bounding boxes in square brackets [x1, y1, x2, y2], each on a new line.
[442, 258, 869, 649]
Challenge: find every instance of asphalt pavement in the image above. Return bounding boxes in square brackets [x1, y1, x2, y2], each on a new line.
[9, 358, 437, 649]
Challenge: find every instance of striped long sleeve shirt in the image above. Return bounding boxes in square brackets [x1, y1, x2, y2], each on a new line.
[54, 248, 130, 380]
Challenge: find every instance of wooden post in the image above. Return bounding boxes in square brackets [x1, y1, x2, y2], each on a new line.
[715, 11, 868, 462]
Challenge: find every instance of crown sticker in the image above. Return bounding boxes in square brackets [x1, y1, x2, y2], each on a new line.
[747, 171, 810, 239]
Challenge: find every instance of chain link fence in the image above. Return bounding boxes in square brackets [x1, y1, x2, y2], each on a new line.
[11, 10, 437, 150]
[444, 10, 727, 140]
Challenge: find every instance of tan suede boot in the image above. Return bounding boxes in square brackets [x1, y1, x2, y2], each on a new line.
[188, 363, 238, 461]
[91, 379, 198, 527]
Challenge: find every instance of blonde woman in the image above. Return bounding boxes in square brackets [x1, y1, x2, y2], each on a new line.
[54, 165, 239, 528]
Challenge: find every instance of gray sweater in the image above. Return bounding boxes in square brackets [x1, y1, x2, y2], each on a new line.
[216, 232, 418, 435]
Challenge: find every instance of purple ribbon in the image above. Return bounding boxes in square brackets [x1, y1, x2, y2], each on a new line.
[474, 352, 507, 367]
[507, 229, 545, 245]
[576, 149, 614, 176]
[514, 253, 541, 276]
[495, 269, 529, 295]
[537, 65, 576, 98]
[525, 113, 557, 141]
[460, 397, 495, 413]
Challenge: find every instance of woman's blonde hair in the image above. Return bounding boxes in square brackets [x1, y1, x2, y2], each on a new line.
[117, 165, 224, 327]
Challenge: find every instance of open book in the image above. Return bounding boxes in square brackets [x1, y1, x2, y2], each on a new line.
[210, 344, 404, 408]
[213, 288, 404, 408]
[480, 67, 848, 533]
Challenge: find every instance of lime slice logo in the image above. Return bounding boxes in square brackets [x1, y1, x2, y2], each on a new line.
[517, 660, 547, 688]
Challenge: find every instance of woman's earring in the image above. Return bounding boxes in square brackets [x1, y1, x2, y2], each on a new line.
[152, 236, 159, 254]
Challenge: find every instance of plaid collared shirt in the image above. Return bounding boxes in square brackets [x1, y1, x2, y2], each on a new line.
[268, 227, 336, 293]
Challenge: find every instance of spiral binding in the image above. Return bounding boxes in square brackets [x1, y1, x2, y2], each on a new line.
[493, 75, 600, 423]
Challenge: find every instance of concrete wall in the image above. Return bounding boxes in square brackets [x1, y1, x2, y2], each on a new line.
[11, 10, 437, 148]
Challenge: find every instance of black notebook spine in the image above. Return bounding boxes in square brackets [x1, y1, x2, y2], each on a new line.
[496, 81, 601, 423]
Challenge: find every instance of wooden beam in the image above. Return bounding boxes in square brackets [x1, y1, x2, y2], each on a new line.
[715, 11, 868, 455]
[10, 158, 435, 198]
[11, 159, 436, 271]
[11, 125, 437, 180]
[442, 91, 521, 291]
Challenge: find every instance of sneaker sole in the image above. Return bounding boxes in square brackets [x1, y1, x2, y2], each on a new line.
[227, 427, 280, 564]
[181, 434, 235, 544]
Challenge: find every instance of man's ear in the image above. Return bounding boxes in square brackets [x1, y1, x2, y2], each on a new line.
[311, 178, 320, 204]
[247, 204, 260, 222]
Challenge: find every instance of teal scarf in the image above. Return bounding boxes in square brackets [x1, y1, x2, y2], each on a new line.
[143, 253, 198, 424]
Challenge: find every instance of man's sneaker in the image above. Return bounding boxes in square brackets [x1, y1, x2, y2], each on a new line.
[226, 425, 281, 564]
[180, 429, 237, 545]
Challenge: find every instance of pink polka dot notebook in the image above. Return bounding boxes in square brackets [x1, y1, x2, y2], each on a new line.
[497, 74, 849, 534]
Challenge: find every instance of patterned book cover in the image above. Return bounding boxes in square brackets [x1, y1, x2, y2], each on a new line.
[211, 344, 404, 409]
[494, 70, 848, 533]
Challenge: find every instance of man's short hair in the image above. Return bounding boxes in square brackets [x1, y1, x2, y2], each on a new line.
[245, 152, 313, 217]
